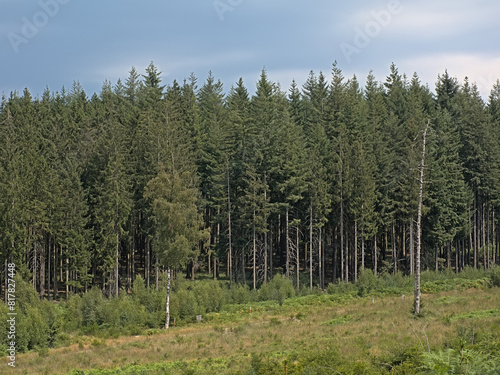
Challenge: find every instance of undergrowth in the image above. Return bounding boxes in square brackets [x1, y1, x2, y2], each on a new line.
[1, 267, 499, 357]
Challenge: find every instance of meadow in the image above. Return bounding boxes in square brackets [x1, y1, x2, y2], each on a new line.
[2, 268, 500, 374]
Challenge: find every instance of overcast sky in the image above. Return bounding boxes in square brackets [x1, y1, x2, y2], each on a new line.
[2, 0, 500, 99]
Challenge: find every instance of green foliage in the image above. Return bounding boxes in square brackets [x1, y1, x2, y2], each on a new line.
[356, 268, 380, 296]
[63, 294, 83, 331]
[191, 280, 226, 313]
[490, 266, 500, 287]
[421, 348, 500, 375]
[259, 274, 295, 306]
[80, 287, 105, 326]
[449, 309, 500, 321]
[322, 314, 353, 326]
[226, 283, 257, 305]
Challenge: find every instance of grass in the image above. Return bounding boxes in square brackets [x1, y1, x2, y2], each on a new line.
[5, 285, 500, 375]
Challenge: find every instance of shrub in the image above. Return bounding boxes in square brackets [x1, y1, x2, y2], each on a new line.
[192, 280, 226, 313]
[80, 287, 105, 326]
[17, 306, 50, 351]
[259, 274, 295, 306]
[326, 280, 357, 295]
[421, 348, 500, 375]
[63, 294, 83, 331]
[13, 275, 41, 314]
[356, 268, 379, 297]
[226, 283, 256, 305]
[171, 289, 200, 320]
[490, 266, 500, 287]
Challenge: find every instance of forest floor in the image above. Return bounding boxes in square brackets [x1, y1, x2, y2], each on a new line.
[7, 285, 500, 375]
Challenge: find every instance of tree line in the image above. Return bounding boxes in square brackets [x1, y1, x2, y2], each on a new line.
[1, 61, 500, 299]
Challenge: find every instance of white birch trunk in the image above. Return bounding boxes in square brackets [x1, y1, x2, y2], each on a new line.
[165, 267, 171, 329]
[414, 120, 430, 316]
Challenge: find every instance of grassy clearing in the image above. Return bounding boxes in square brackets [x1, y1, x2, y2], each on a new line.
[6, 285, 500, 375]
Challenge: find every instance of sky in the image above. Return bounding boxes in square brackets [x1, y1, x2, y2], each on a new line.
[1, 0, 500, 100]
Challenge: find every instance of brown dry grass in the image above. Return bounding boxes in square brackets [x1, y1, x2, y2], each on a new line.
[5, 287, 500, 375]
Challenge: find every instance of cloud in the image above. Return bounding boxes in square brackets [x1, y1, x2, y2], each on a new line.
[346, 0, 500, 40]
[399, 52, 500, 99]
[91, 50, 257, 88]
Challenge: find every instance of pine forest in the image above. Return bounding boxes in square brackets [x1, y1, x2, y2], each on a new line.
[2, 61, 500, 300]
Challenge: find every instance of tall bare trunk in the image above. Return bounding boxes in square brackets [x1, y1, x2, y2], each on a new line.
[165, 267, 171, 329]
[414, 120, 429, 316]
[264, 175, 268, 283]
[296, 226, 300, 289]
[253, 206, 256, 290]
[482, 202, 487, 269]
[319, 226, 323, 288]
[286, 209, 290, 278]
[65, 254, 69, 300]
[227, 164, 233, 287]
[345, 225, 349, 283]
[48, 236, 51, 299]
[361, 228, 365, 271]
[146, 239, 150, 288]
[309, 204, 313, 290]
[473, 195, 478, 268]
[340, 200, 344, 282]
[410, 218, 414, 275]
[392, 222, 397, 274]
[115, 232, 119, 296]
[354, 221, 358, 282]
[40, 242, 45, 298]
[493, 210, 496, 266]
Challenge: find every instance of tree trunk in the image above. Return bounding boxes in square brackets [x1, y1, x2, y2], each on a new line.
[309, 204, 313, 290]
[48, 236, 52, 300]
[319, 226, 323, 288]
[482, 202, 486, 269]
[54, 243, 59, 300]
[414, 120, 429, 316]
[40, 241, 45, 298]
[33, 233, 37, 290]
[493, 210, 496, 266]
[253, 207, 256, 289]
[296, 225, 300, 289]
[354, 221, 358, 282]
[488, 203, 491, 268]
[65, 254, 69, 301]
[447, 242, 451, 269]
[264, 176, 269, 282]
[267, 222, 271, 281]
[286, 209, 290, 278]
[146, 239, 150, 288]
[473, 195, 478, 268]
[361, 228, 365, 271]
[410, 218, 414, 275]
[115, 232, 120, 296]
[215, 220, 220, 280]
[165, 267, 171, 329]
[345, 225, 349, 283]
[241, 250, 246, 285]
[157, 255, 161, 288]
[340, 201, 344, 282]
[392, 222, 397, 274]
[227, 165, 233, 287]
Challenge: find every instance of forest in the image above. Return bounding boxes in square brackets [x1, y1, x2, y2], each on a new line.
[1, 61, 500, 300]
